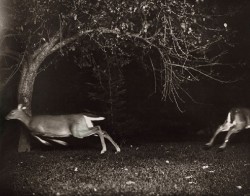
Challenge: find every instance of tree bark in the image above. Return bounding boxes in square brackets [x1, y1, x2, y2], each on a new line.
[17, 59, 38, 152]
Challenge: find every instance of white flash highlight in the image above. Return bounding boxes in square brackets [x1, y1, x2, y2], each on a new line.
[35, 136, 67, 146]
[34, 136, 51, 146]
[0, 0, 7, 38]
[0, 3, 3, 32]
[221, 112, 236, 132]
[226, 112, 231, 124]
[49, 139, 68, 146]
[0, 0, 8, 63]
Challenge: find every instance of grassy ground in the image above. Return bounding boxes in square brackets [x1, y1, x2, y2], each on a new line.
[0, 142, 250, 196]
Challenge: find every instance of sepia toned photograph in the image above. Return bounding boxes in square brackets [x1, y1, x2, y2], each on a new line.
[0, 0, 249, 195]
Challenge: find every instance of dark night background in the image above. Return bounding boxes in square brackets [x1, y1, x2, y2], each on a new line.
[0, 1, 250, 195]
[0, 0, 250, 153]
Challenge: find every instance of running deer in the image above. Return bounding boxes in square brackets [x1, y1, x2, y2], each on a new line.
[205, 107, 250, 150]
[5, 104, 121, 154]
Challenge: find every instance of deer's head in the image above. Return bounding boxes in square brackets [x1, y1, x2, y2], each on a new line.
[6, 104, 27, 120]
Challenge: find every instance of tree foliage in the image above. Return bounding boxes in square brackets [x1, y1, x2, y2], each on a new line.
[3, 0, 231, 106]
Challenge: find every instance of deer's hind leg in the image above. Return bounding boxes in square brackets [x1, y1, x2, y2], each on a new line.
[71, 124, 107, 154]
[90, 126, 107, 154]
[219, 124, 243, 150]
[102, 130, 121, 153]
[205, 111, 234, 148]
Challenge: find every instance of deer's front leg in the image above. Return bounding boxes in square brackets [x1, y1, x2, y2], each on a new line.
[95, 126, 107, 154]
[219, 127, 238, 149]
[205, 128, 222, 148]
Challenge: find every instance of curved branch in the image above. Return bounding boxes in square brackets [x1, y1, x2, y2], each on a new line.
[50, 29, 94, 53]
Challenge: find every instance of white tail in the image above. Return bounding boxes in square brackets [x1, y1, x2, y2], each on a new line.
[6, 104, 121, 154]
[205, 107, 250, 150]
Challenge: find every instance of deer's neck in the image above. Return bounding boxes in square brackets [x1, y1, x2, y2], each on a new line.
[19, 113, 31, 127]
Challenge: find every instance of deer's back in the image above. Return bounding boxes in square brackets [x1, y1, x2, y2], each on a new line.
[29, 114, 87, 137]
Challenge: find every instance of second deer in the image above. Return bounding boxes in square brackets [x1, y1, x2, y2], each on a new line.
[205, 107, 250, 150]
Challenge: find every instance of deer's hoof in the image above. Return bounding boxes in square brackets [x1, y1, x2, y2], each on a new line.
[115, 147, 121, 153]
[101, 149, 107, 154]
[217, 146, 225, 152]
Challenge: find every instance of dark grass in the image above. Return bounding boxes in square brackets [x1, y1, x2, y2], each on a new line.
[0, 142, 250, 196]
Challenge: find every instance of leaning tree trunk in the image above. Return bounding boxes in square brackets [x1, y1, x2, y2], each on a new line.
[17, 59, 39, 152]
[17, 50, 53, 152]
